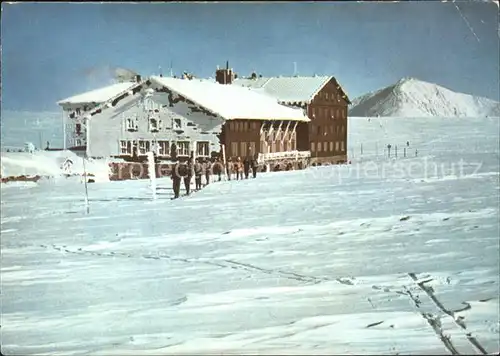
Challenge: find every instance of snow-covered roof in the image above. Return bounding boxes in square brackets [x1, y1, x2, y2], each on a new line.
[233, 76, 332, 104]
[233, 75, 351, 105]
[57, 82, 138, 105]
[149, 76, 310, 122]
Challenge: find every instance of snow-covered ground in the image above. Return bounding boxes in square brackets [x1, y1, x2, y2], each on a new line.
[1, 117, 499, 355]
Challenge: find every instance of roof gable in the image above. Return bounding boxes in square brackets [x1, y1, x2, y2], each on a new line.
[57, 82, 138, 106]
[233, 75, 351, 105]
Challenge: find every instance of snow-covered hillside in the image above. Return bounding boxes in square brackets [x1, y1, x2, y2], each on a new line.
[1, 117, 499, 355]
[350, 78, 500, 118]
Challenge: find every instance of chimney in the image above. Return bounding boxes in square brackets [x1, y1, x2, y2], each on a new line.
[135, 74, 142, 83]
[215, 63, 234, 85]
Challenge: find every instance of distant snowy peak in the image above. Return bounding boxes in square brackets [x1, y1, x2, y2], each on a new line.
[350, 78, 500, 118]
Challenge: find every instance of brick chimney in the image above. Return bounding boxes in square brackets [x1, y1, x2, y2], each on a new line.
[215, 61, 234, 84]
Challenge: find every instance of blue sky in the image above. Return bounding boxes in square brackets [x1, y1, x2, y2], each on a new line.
[1, 1, 499, 111]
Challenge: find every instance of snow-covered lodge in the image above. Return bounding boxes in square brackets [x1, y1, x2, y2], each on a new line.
[226, 69, 351, 164]
[56, 64, 349, 167]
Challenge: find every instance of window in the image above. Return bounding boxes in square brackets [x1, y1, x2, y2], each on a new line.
[317, 142, 322, 152]
[325, 93, 329, 100]
[125, 116, 138, 131]
[197, 141, 209, 157]
[240, 142, 247, 158]
[335, 141, 340, 152]
[341, 141, 345, 152]
[120, 140, 128, 154]
[311, 142, 315, 152]
[271, 140, 276, 153]
[249, 142, 256, 155]
[75, 139, 83, 147]
[252, 122, 258, 130]
[177, 141, 190, 156]
[260, 140, 265, 154]
[157, 141, 169, 156]
[323, 142, 328, 152]
[336, 125, 340, 135]
[138, 140, 147, 155]
[329, 141, 334, 152]
[279, 141, 284, 152]
[149, 117, 162, 132]
[174, 118, 182, 129]
[76, 123, 82, 135]
[291, 139, 296, 151]
[231, 142, 238, 157]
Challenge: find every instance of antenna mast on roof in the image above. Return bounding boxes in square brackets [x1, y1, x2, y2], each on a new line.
[170, 61, 173, 77]
[293, 62, 297, 76]
[226, 60, 229, 70]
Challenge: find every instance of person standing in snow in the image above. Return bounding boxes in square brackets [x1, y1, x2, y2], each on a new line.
[204, 158, 211, 186]
[233, 157, 243, 180]
[251, 153, 259, 178]
[213, 157, 222, 182]
[171, 162, 182, 199]
[194, 158, 203, 191]
[243, 156, 251, 179]
[184, 158, 194, 195]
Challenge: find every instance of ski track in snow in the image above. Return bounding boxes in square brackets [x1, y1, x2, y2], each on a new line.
[1, 117, 499, 355]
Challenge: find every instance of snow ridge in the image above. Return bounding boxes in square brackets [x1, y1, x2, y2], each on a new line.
[350, 78, 500, 118]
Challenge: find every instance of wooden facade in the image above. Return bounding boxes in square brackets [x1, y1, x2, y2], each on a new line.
[222, 119, 308, 160]
[306, 78, 349, 164]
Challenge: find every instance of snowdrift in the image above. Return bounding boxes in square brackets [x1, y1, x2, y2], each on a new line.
[0, 150, 111, 183]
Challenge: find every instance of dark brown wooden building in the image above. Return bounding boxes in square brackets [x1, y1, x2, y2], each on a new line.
[227, 68, 351, 164]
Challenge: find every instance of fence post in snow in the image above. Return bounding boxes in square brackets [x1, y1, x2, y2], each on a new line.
[147, 151, 157, 200]
[387, 144, 391, 158]
[82, 156, 90, 214]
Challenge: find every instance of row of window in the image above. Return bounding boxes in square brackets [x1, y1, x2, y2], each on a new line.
[318, 92, 343, 102]
[228, 140, 300, 157]
[313, 124, 346, 136]
[311, 141, 345, 153]
[124, 116, 183, 133]
[230, 142, 257, 158]
[311, 107, 347, 119]
[260, 140, 297, 154]
[119, 140, 210, 156]
[227, 121, 260, 132]
[260, 130, 296, 141]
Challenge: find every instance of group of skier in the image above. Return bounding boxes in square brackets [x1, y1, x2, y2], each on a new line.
[170, 153, 260, 199]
